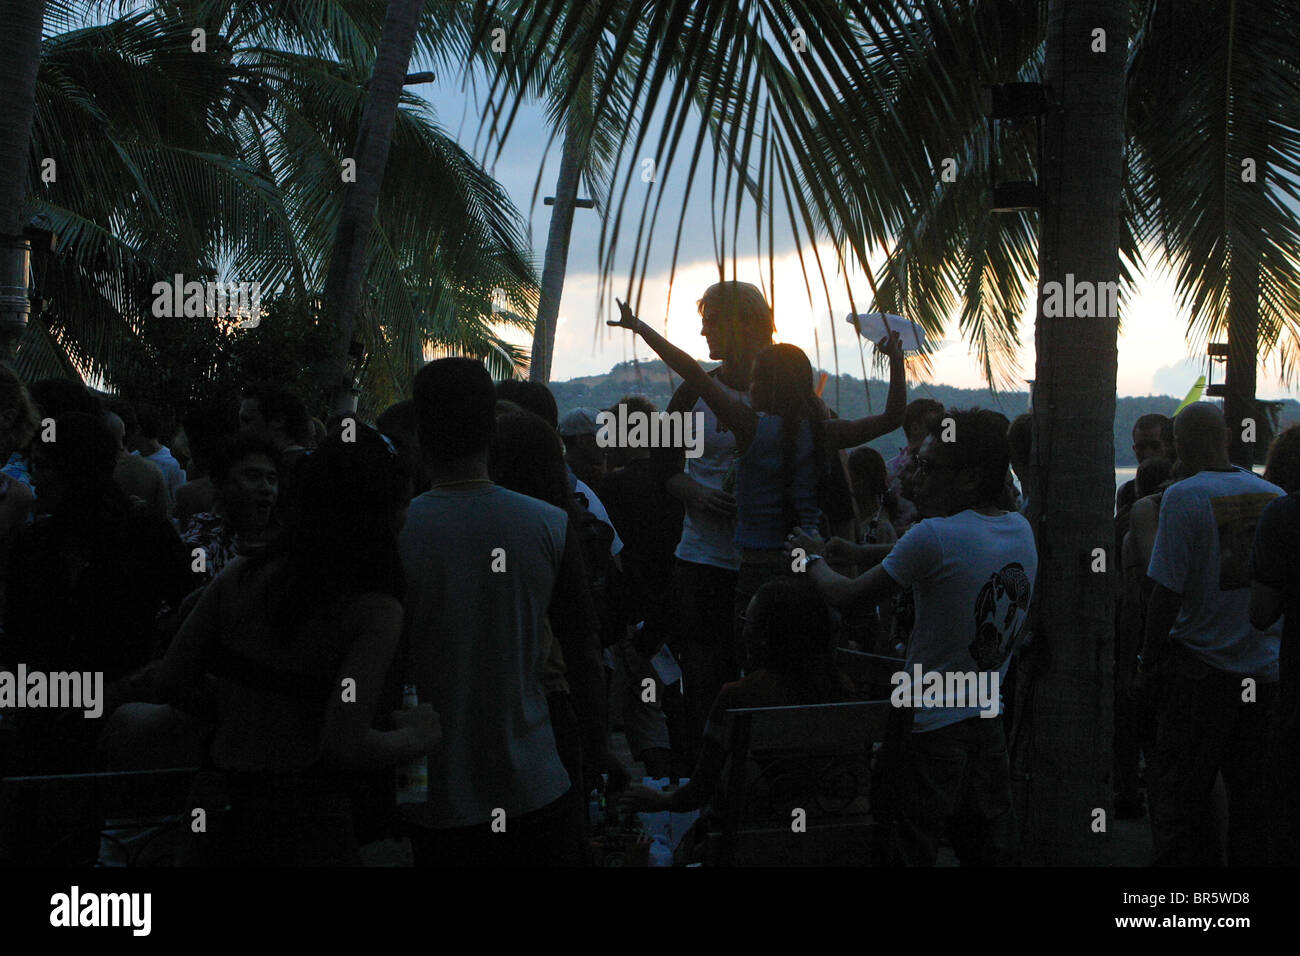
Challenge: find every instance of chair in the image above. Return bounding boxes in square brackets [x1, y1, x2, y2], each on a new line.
[834, 648, 905, 700]
[706, 699, 893, 866]
[0, 766, 200, 865]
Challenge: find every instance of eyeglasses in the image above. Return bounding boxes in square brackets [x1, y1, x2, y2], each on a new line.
[914, 456, 950, 477]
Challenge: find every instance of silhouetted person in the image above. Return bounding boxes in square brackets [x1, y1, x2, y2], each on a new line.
[399, 357, 602, 866]
[3, 413, 193, 772]
[159, 425, 438, 866]
[1251, 426, 1300, 863]
[180, 433, 280, 583]
[795, 408, 1037, 866]
[174, 404, 239, 524]
[106, 410, 169, 521]
[1136, 402, 1282, 866]
[129, 403, 187, 502]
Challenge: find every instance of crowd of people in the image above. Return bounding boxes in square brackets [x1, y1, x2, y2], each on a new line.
[0, 278, 1295, 867]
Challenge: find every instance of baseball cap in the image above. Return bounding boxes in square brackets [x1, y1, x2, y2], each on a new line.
[558, 407, 602, 438]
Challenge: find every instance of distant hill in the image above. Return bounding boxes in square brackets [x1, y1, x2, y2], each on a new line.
[549, 359, 1300, 466]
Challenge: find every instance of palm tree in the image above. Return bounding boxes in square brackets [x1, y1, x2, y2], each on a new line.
[1011, 0, 1128, 865]
[477, 0, 1298, 862]
[19, 1, 539, 410]
[0, 0, 48, 361]
[318, 0, 426, 413]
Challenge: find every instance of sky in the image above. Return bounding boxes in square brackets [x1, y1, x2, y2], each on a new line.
[421, 75, 1300, 402]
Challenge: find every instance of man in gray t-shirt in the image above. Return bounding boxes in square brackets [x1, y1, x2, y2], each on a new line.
[399, 358, 605, 866]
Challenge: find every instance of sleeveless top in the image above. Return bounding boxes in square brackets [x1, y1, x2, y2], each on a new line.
[734, 414, 822, 550]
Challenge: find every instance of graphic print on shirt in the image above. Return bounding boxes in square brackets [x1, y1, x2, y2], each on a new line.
[969, 562, 1032, 671]
[1210, 493, 1279, 590]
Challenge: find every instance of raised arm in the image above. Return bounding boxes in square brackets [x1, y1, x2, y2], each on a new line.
[609, 299, 758, 450]
[824, 331, 907, 450]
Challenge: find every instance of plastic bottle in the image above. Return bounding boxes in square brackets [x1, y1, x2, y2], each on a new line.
[395, 684, 428, 804]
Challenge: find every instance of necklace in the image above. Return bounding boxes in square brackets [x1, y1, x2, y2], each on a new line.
[430, 478, 493, 490]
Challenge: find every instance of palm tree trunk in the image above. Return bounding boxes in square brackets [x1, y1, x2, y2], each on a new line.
[529, 92, 588, 384]
[1224, 238, 1260, 467]
[0, 0, 47, 363]
[319, 0, 425, 413]
[1012, 0, 1127, 864]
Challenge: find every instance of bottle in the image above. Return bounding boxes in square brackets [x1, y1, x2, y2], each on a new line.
[395, 684, 428, 804]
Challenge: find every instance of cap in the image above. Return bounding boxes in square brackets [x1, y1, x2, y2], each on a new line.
[558, 407, 602, 438]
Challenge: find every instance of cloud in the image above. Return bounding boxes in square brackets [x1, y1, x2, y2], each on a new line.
[1150, 358, 1203, 398]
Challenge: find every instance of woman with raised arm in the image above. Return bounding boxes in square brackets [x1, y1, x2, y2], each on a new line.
[609, 298, 907, 669]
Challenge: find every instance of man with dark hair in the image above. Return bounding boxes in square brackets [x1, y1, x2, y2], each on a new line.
[174, 404, 239, 523]
[885, 398, 946, 535]
[1137, 402, 1282, 865]
[1117, 413, 1173, 513]
[29, 379, 100, 421]
[180, 433, 280, 582]
[399, 357, 606, 866]
[239, 384, 309, 456]
[1007, 413, 1034, 516]
[377, 399, 429, 495]
[495, 379, 560, 429]
[105, 410, 169, 521]
[794, 407, 1038, 865]
[124, 402, 187, 504]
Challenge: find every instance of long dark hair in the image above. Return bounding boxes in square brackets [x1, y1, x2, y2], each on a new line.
[245, 423, 408, 635]
[751, 344, 829, 532]
[490, 404, 582, 525]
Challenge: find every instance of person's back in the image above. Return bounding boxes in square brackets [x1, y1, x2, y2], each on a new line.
[1148, 467, 1282, 677]
[734, 413, 820, 549]
[400, 358, 591, 867]
[887, 508, 1037, 728]
[145, 444, 186, 499]
[1139, 404, 1281, 866]
[400, 484, 571, 827]
[113, 450, 169, 521]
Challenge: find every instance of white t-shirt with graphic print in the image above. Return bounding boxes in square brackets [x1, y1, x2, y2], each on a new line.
[882, 509, 1038, 732]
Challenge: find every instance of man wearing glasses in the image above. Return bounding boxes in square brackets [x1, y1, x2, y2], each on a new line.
[790, 408, 1037, 865]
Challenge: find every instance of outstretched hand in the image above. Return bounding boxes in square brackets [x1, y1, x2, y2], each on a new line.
[608, 298, 640, 331]
[876, 329, 905, 362]
[786, 526, 824, 559]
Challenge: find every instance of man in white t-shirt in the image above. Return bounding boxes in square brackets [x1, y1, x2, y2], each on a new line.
[796, 408, 1037, 865]
[1138, 402, 1281, 866]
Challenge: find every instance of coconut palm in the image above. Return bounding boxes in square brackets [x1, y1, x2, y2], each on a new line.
[16, 0, 538, 409]
[477, 0, 1299, 863]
